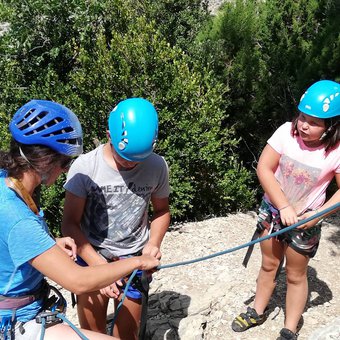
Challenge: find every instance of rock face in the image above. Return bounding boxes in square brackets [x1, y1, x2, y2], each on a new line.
[59, 211, 340, 340]
[208, 0, 225, 14]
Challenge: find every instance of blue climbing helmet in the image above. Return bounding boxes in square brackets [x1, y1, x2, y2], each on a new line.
[108, 98, 158, 161]
[9, 100, 83, 156]
[298, 80, 340, 118]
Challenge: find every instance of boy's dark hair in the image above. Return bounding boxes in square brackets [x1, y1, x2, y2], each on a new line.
[291, 115, 340, 152]
[0, 138, 69, 179]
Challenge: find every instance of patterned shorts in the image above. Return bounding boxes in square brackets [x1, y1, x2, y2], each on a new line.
[257, 199, 322, 258]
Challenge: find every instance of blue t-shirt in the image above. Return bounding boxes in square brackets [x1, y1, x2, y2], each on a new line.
[0, 171, 55, 322]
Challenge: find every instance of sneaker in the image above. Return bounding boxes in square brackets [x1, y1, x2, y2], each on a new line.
[277, 328, 298, 340]
[231, 307, 267, 332]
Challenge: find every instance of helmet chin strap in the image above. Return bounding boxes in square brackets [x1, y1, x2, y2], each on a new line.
[319, 128, 330, 141]
[19, 146, 49, 184]
[319, 119, 339, 140]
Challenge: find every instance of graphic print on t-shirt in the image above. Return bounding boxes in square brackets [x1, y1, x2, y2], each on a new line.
[277, 154, 321, 213]
[83, 180, 152, 252]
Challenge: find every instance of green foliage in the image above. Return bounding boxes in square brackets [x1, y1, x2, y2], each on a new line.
[141, 0, 210, 50]
[2, 0, 339, 230]
[40, 175, 67, 237]
[66, 11, 254, 220]
[0, 0, 255, 232]
[196, 0, 340, 169]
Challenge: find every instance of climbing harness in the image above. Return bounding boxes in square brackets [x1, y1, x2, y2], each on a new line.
[96, 250, 150, 340]
[0, 280, 49, 310]
[242, 199, 285, 281]
[112, 254, 150, 340]
[36, 285, 89, 340]
[0, 280, 50, 339]
[0, 281, 89, 340]
[242, 199, 322, 281]
[1, 177, 89, 339]
[73, 250, 150, 340]
[242, 199, 281, 268]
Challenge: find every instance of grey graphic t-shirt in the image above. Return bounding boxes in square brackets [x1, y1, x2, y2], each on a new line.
[64, 145, 170, 256]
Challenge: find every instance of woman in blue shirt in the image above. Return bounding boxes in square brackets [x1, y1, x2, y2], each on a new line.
[0, 100, 159, 340]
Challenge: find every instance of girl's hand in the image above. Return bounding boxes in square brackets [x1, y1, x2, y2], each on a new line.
[55, 237, 77, 261]
[297, 210, 321, 230]
[279, 205, 298, 226]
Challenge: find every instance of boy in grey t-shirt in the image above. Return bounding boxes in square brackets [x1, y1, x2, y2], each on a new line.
[62, 98, 170, 339]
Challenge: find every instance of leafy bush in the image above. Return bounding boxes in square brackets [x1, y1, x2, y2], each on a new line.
[0, 0, 255, 232]
[196, 0, 340, 169]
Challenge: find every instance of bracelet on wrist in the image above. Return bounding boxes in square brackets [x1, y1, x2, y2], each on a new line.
[279, 204, 290, 211]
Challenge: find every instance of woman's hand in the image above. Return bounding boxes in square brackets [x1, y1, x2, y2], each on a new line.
[137, 254, 160, 272]
[55, 237, 77, 261]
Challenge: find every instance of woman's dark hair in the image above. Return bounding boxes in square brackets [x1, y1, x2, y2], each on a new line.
[0, 138, 70, 179]
[291, 114, 340, 152]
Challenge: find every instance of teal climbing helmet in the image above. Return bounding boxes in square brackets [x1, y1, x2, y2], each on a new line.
[298, 80, 340, 118]
[108, 98, 158, 161]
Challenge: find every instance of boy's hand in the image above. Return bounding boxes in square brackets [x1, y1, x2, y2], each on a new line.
[142, 242, 162, 259]
[100, 281, 123, 298]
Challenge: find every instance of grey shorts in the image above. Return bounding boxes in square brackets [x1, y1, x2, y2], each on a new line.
[0, 319, 42, 340]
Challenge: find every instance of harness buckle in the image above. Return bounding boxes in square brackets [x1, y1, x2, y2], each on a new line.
[35, 311, 63, 327]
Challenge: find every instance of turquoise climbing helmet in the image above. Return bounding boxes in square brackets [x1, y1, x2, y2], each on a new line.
[10, 100, 83, 156]
[298, 80, 340, 118]
[108, 98, 158, 161]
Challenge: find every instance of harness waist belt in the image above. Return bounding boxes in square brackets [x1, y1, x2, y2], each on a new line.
[0, 295, 37, 310]
[0, 280, 49, 310]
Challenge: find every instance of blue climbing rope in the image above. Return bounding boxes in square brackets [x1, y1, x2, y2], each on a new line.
[57, 313, 90, 340]
[109, 269, 138, 336]
[104, 202, 340, 337]
[158, 202, 340, 270]
[38, 312, 89, 340]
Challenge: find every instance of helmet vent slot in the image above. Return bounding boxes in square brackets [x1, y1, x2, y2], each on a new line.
[17, 109, 40, 128]
[23, 108, 36, 119]
[22, 114, 63, 135]
[25, 110, 48, 126]
[57, 137, 82, 145]
[42, 126, 74, 137]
